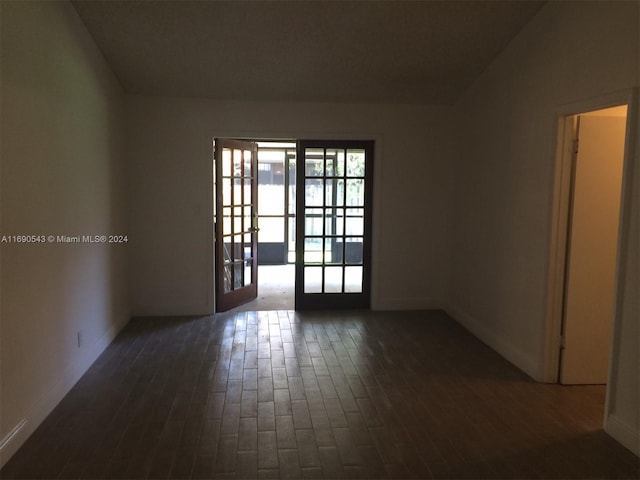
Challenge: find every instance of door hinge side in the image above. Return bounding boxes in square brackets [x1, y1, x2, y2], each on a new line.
[572, 139, 579, 155]
[560, 335, 566, 349]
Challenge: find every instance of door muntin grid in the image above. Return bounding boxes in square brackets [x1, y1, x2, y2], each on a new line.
[221, 146, 256, 293]
[298, 145, 370, 297]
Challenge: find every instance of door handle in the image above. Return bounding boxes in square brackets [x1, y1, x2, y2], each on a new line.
[251, 214, 260, 233]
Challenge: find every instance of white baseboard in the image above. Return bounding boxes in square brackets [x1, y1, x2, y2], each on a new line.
[0, 314, 129, 468]
[445, 303, 541, 381]
[373, 296, 442, 311]
[605, 413, 640, 456]
[0, 420, 28, 460]
[131, 304, 211, 317]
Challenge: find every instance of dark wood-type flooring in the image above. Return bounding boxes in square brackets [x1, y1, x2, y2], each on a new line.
[2, 310, 638, 479]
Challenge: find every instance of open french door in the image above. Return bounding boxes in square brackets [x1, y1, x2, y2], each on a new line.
[295, 140, 374, 310]
[214, 138, 259, 312]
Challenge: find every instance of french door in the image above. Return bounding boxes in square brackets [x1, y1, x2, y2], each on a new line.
[214, 139, 259, 311]
[295, 140, 374, 309]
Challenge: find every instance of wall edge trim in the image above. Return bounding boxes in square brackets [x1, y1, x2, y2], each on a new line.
[0, 314, 129, 468]
[445, 303, 541, 381]
[605, 413, 640, 456]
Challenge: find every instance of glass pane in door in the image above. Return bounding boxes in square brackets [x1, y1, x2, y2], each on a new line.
[295, 141, 373, 309]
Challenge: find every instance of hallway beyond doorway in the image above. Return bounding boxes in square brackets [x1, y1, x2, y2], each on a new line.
[228, 264, 294, 312]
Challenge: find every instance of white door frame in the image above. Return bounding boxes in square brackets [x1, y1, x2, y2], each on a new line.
[543, 88, 638, 387]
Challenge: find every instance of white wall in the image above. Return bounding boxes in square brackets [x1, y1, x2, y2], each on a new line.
[126, 97, 456, 315]
[606, 106, 639, 455]
[450, 0, 638, 453]
[0, 1, 129, 466]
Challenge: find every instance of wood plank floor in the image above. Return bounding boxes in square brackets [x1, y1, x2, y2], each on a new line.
[2, 310, 638, 479]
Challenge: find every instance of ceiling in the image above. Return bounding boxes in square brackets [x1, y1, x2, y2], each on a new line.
[72, 0, 545, 105]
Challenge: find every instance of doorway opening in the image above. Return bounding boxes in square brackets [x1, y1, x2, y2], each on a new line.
[558, 105, 627, 385]
[545, 98, 632, 392]
[255, 141, 296, 312]
[213, 139, 296, 313]
[256, 141, 297, 265]
[214, 138, 374, 312]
